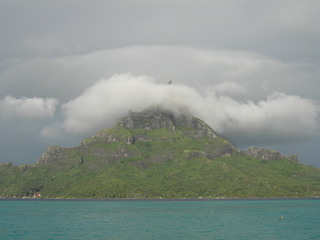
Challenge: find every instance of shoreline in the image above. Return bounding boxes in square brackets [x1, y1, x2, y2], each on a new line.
[1, 196, 319, 202]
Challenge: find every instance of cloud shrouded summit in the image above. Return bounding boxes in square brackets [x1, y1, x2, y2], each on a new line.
[1, 1, 320, 166]
[1, 45, 319, 166]
[50, 74, 319, 146]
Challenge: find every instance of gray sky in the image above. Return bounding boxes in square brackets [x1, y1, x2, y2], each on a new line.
[0, 0, 319, 166]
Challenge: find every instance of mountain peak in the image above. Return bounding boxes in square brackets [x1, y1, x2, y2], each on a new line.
[116, 106, 218, 139]
[38, 106, 235, 166]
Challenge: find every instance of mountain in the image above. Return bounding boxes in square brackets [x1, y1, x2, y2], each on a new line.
[1, 106, 320, 199]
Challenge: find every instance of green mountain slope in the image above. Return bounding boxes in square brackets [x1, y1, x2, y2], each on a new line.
[1, 107, 320, 199]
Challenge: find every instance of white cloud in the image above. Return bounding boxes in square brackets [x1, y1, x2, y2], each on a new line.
[59, 74, 319, 145]
[201, 92, 320, 143]
[61, 74, 198, 134]
[0, 95, 58, 119]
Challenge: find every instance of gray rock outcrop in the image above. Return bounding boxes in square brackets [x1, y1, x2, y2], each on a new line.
[245, 146, 298, 163]
[116, 106, 218, 139]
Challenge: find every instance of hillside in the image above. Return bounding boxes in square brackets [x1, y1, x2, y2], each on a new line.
[1, 106, 320, 199]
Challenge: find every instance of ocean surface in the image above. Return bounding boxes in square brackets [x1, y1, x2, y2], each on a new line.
[1, 198, 320, 240]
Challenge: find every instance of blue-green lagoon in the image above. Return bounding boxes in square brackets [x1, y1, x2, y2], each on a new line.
[1, 199, 320, 240]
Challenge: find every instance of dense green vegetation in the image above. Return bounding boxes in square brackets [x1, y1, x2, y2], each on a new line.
[1, 137, 320, 198]
[1, 153, 320, 199]
[1, 108, 320, 199]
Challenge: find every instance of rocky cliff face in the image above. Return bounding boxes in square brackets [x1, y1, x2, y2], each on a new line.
[38, 146, 79, 166]
[245, 146, 299, 163]
[116, 106, 218, 139]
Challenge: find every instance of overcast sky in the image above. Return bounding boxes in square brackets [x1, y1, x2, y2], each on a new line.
[0, 0, 319, 167]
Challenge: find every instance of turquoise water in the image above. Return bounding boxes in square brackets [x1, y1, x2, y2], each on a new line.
[1, 199, 320, 240]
